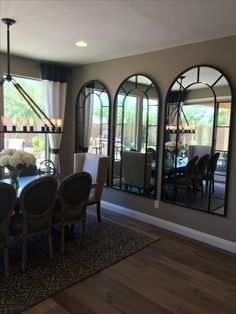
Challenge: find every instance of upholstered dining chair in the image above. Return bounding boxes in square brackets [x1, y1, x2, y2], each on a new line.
[193, 154, 210, 197]
[53, 172, 92, 254]
[203, 152, 220, 195]
[10, 176, 58, 271]
[0, 183, 16, 277]
[165, 156, 198, 203]
[122, 151, 153, 195]
[74, 153, 110, 223]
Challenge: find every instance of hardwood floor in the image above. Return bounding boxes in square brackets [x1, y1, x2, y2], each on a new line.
[23, 207, 236, 314]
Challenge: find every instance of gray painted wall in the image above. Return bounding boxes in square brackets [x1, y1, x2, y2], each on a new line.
[70, 36, 236, 242]
[1, 36, 236, 242]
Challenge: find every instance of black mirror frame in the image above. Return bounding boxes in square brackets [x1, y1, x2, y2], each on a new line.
[161, 64, 234, 217]
[75, 80, 111, 157]
[111, 73, 161, 199]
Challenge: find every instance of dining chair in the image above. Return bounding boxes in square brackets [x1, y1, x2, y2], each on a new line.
[165, 156, 198, 203]
[20, 165, 38, 177]
[0, 183, 16, 277]
[122, 151, 153, 195]
[10, 176, 58, 271]
[53, 172, 92, 254]
[74, 153, 110, 223]
[203, 152, 220, 195]
[193, 154, 210, 197]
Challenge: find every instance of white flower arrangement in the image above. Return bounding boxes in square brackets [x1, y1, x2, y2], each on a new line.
[0, 149, 36, 171]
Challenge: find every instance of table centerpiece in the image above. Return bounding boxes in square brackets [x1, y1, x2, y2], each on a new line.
[0, 148, 36, 189]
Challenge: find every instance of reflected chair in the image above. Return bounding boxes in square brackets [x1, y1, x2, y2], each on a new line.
[39, 159, 56, 175]
[147, 147, 157, 160]
[74, 153, 110, 223]
[165, 156, 198, 203]
[10, 176, 58, 271]
[193, 154, 210, 197]
[203, 152, 220, 195]
[0, 183, 16, 277]
[53, 172, 92, 254]
[122, 151, 153, 195]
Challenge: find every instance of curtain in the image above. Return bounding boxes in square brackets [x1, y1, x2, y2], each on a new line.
[40, 63, 68, 173]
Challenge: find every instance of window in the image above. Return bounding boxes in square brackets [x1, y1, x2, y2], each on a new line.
[3, 76, 46, 167]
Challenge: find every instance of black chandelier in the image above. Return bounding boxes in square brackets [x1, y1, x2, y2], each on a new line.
[0, 18, 62, 134]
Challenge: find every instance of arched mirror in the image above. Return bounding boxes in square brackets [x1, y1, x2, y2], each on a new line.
[75, 80, 110, 155]
[112, 74, 160, 198]
[162, 65, 233, 216]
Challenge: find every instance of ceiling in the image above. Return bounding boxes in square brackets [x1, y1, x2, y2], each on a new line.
[0, 0, 236, 66]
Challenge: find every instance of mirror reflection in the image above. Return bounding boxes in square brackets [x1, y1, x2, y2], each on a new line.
[162, 66, 232, 216]
[112, 74, 160, 198]
[75, 81, 110, 155]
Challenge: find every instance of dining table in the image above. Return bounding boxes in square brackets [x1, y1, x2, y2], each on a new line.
[0, 174, 63, 198]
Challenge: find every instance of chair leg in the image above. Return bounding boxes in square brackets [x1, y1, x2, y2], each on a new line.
[22, 239, 27, 271]
[82, 217, 87, 241]
[60, 224, 65, 255]
[205, 180, 208, 195]
[3, 246, 10, 278]
[97, 201, 101, 223]
[48, 232, 53, 259]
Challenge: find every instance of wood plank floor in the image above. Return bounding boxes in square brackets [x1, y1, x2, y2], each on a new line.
[23, 207, 236, 314]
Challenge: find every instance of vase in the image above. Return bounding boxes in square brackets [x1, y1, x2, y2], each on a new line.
[9, 169, 21, 190]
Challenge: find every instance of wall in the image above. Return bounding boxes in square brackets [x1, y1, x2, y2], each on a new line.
[70, 36, 236, 242]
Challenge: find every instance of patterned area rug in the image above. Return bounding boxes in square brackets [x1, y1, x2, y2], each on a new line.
[0, 214, 158, 313]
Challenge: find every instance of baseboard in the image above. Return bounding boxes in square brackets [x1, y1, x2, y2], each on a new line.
[101, 201, 236, 254]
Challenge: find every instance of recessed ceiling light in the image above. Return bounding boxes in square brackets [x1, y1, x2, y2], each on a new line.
[76, 41, 88, 47]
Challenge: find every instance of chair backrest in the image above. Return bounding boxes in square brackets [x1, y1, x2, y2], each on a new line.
[39, 160, 56, 175]
[195, 154, 210, 177]
[59, 172, 92, 217]
[208, 152, 220, 174]
[20, 165, 38, 177]
[122, 151, 152, 188]
[147, 147, 157, 160]
[74, 153, 110, 201]
[20, 176, 58, 233]
[188, 145, 211, 159]
[0, 183, 16, 245]
[185, 156, 198, 178]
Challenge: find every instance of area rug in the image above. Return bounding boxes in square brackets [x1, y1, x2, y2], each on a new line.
[0, 214, 158, 314]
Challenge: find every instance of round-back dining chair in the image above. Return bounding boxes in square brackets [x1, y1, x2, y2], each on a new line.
[53, 172, 92, 254]
[0, 183, 16, 277]
[10, 176, 58, 271]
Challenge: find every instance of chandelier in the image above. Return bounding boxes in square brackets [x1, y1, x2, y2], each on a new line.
[166, 76, 195, 134]
[0, 18, 62, 134]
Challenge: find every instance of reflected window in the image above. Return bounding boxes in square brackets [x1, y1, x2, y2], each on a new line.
[75, 81, 110, 156]
[162, 66, 232, 216]
[112, 74, 160, 198]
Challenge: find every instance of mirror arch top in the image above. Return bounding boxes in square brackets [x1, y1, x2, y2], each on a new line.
[75, 80, 111, 156]
[112, 73, 161, 199]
